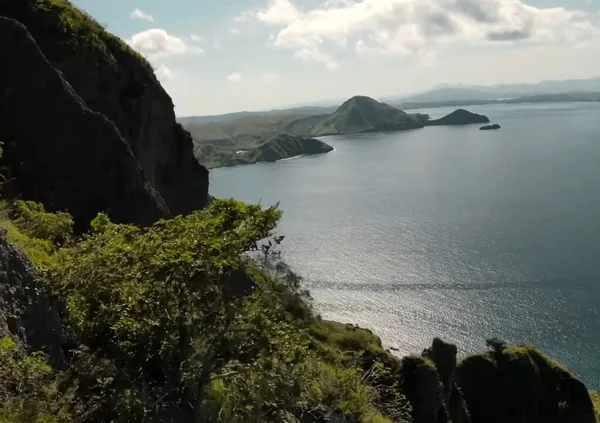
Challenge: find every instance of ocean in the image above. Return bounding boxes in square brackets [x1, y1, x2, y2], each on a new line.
[210, 102, 600, 388]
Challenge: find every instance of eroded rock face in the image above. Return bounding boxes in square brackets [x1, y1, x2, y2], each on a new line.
[0, 0, 209, 216]
[0, 230, 63, 367]
[0, 17, 169, 228]
[402, 338, 471, 423]
[457, 345, 596, 423]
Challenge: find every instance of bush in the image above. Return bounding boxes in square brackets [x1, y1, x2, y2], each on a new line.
[10, 200, 73, 247]
[0, 337, 71, 423]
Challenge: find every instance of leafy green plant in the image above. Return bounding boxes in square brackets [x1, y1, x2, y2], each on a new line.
[47, 199, 282, 419]
[0, 338, 71, 423]
[10, 200, 73, 247]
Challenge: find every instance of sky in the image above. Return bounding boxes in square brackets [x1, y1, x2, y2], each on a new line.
[71, 0, 600, 116]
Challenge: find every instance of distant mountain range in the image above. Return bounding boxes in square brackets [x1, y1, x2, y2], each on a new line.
[178, 77, 600, 125]
[388, 77, 600, 104]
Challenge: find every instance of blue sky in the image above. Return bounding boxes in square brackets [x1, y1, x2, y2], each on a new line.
[72, 0, 600, 116]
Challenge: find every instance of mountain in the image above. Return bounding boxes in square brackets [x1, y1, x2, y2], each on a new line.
[0, 0, 208, 227]
[300, 96, 424, 136]
[426, 109, 490, 126]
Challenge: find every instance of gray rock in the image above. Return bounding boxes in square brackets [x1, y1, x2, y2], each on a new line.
[0, 229, 63, 367]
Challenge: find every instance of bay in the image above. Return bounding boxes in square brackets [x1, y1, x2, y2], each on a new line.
[210, 102, 600, 388]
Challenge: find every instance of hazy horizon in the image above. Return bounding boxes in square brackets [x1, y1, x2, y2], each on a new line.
[175, 75, 600, 117]
[72, 0, 600, 116]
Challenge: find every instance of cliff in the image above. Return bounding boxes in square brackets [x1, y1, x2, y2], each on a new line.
[0, 0, 208, 223]
[426, 109, 490, 126]
[402, 338, 597, 423]
[0, 16, 169, 227]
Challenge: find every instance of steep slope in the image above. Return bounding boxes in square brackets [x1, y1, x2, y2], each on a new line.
[0, 0, 208, 215]
[250, 134, 333, 163]
[0, 229, 63, 367]
[307, 96, 424, 136]
[0, 16, 168, 227]
[426, 109, 490, 126]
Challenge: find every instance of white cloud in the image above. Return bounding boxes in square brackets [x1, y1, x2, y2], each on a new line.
[190, 34, 204, 42]
[129, 29, 187, 57]
[131, 9, 154, 23]
[257, 0, 301, 25]
[230, 28, 241, 35]
[155, 65, 174, 81]
[227, 72, 243, 82]
[251, 0, 600, 69]
[293, 48, 340, 71]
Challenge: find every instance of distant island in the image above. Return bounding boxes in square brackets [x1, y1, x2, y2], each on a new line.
[426, 109, 490, 126]
[480, 124, 501, 131]
[187, 96, 491, 168]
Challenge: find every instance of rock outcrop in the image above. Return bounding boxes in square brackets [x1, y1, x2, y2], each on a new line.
[400, 338, 596, 423]
[0, 0, 208, 222]
[457, 345, 596, 423]
[0, 16, 169, 228]
[402, 338, 470, 423]
[426, 109, 490, 126]
[0, 229, 63, 367]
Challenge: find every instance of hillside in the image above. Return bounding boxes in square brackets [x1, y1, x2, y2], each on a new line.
[195, 134, 333, 168]
[306, 96, 424, 136]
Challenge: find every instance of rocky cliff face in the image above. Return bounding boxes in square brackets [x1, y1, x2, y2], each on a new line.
[0, 16, 169, 227]
[401, 338, 596, 423]
[0, 229, 63, 367]
[0, 0, 208, 222]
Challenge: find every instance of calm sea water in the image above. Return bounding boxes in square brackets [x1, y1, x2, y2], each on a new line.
[210, 102, 600, 388]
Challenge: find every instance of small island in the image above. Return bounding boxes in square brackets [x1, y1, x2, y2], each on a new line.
[480, 124, 501, 131]
[426, 109, 490, 126]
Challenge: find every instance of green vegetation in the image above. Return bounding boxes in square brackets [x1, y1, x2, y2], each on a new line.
[0, 200, 408, 422]
[194, 132, 333, 169]
[0, 0, 153, 73]
[591, 391, 600, 422]
[0, 337, 71, 423]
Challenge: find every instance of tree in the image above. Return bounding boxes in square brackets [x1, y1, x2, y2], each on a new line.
[48, 199, 282, 421]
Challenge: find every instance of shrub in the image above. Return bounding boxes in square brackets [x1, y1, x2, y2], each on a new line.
[0, 337, 71, 423]
[10, 200, 73, 247]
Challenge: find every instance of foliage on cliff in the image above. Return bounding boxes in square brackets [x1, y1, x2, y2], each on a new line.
[0, 0, 152, 72]
[0, 199, 407, 423]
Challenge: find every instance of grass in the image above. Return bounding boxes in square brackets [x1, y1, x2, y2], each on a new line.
[0, 202, 60, 271]
[590, 391, 600, 422]
[29, 0, 153, 72]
